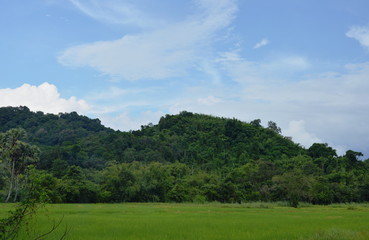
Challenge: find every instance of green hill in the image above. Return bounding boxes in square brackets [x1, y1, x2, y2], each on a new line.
[0, 107, 303, 170]
[0, 106, 368, 204]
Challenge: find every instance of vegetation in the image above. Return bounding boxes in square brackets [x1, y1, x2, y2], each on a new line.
[0, 129, 66, 240]
[0, 128, 40, 203]
[1, 203, 368, 240]
[0, 106, 368, 207]
[0, 168, 67, 240]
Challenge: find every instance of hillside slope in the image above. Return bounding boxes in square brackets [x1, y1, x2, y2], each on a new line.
[0, 107, 304, 170]
[1, 106, 368, 204]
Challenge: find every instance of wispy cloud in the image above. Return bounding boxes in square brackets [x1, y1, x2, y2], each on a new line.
[197, 96, 223, 106]
[88, 86, 128, 101]
[59, 0, 238, 81]
[253, 38, 269, 49]
[68, 0, 163, 28]
[346, 25, 369, 50]
[215, 50, 310, 84]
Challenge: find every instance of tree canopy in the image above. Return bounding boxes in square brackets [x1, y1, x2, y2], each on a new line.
[0, 106, 368, 206]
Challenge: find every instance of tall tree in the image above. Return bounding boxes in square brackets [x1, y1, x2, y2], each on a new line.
[267, 121, 281, 134]
[0, 128, 40, 202]
[308, 143, 337, 159]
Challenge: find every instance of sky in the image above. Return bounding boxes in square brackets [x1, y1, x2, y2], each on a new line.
[1, 0, 369, 157]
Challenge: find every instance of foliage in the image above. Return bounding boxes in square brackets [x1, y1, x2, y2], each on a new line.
[0, 107, 368, 205]
[0, 167, 68, 240]
[0, 128, 40, 202]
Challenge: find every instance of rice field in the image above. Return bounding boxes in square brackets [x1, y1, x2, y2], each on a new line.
[1, 202, 369, 240]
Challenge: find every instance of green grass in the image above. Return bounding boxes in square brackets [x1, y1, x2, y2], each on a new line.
[1, 203, 369, 240]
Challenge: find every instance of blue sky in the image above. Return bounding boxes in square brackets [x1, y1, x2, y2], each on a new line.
[1, 0, 369, 157]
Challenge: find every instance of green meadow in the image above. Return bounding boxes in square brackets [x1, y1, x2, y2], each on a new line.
[2, 203, 369, 240]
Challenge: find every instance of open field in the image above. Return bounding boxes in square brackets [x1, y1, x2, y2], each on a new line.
[1, 203, 369, 240]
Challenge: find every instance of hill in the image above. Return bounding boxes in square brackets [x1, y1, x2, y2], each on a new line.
[0, 107, 303, 170]
[0, 106, 368, 204]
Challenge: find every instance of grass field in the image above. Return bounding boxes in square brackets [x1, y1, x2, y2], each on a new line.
[1, 202, 369, 240]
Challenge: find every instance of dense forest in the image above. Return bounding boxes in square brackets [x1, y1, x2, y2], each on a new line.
[0, 106, 368, 206]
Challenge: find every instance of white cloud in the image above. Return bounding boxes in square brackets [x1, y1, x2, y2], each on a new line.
[0, 83, 162, 132]
[0, 83, 90, 114]
[197, 96, 223, 106]
[346, 25, 369, 50]
[284, 120, 322, 148]
[99, 110, 165, 131]
[68, 0, 163, 28]
[59, 0, 238, 81]
[253, 38, 269, 49]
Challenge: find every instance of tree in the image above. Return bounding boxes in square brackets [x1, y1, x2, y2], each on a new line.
[345, 150, 363, 166]
[308, 143, 337, 159]
[250, 119, 261, 128]
[272, 169, 314, 207]
[59, 165, 99, 203]
[267, 121, 281, 134]
[102, 163, 138, 202]
[0, 166, 68, 240]
[0, 128, 40, 202]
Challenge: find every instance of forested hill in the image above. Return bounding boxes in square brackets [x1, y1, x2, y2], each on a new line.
[1, 106, 368, 205]
[0, 106, 304, 169]
[0, 106, 111, 145]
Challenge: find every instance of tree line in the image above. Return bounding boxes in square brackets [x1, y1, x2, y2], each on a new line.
[0, 106, 368, 206]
